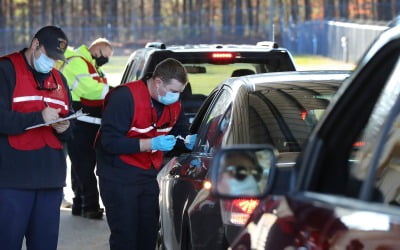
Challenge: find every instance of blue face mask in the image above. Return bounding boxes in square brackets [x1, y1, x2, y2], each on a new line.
[33, 51, 55, 73]
[157, 84, 180, 105]
[227, 175, 261, 196]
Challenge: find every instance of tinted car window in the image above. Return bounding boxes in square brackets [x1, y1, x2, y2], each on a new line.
[374, 114, 400, 205]
[198, 88, 232, 153]
[348, 60, 400, 202]
[248, 82, 338, 152]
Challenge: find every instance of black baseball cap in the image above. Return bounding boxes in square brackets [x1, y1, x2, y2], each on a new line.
[34, 26, 68, 62]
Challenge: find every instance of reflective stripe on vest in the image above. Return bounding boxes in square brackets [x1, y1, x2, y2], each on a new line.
[70, 72, 103, 91]
[129, 126, 173, 134]
[13, 96, 68, 111]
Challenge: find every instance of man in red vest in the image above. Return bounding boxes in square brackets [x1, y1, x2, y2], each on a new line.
[0, 26, 74, 250]
[96, 58, 197, 250]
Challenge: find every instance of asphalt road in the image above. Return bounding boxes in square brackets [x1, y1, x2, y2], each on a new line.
[22, 157, 110, 250]
[57, 158, 110, 250]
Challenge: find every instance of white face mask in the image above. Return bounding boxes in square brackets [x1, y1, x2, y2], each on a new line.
[227, 175, 261, 196]
[33, 51, 55, 73]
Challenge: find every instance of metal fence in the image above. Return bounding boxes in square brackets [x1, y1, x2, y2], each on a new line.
[0, 20, 389, 64]
[282, 20, 388, 63]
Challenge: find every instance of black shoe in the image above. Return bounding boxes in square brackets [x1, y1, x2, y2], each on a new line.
[82, 208, 104, 220]
[71, 205, 82, 216]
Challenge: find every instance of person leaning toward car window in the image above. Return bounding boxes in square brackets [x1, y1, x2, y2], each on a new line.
[57, 38, 113, 219]
[0, 25, 74, 250]
[95, 58, 197, 250]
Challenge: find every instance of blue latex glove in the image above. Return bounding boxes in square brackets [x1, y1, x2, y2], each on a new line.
[190, 158, 201, 167]
[185, 134, 197, 150]
[151, 135, 177, 151]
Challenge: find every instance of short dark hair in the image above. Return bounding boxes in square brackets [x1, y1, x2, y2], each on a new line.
[152, 58, 188, 85]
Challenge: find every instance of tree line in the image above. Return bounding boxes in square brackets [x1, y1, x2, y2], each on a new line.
[0, 0, 398, 53]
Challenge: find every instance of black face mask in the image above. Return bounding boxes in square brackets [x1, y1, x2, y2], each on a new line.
[94, 56, 109, 67]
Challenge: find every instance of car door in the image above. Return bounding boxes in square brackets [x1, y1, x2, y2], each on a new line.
[265, 32, 400, 249]
[158, 86, 233, 250]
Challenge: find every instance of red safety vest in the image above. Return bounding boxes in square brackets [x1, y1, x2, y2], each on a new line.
[117, 80, 181, 170]
[6, 52, 70, 150]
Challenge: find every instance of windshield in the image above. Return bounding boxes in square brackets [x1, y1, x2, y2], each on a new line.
[185, 63, 258, 95]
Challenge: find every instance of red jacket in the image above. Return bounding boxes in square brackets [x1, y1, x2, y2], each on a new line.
[118, 80, 181, 170]
[7, 52, 70, 150]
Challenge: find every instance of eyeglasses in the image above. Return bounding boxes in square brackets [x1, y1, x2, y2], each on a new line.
[36, 71, 59, 91]
[226, 165, 262, 181]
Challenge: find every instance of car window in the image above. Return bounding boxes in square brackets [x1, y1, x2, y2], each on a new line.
[120, 59, 136, 84]
[304, 44, 400, 195]
[374, 113, 400, 205]
[184, 63, 256, 95]
[248, 82, 338, 152]
[121, 51, 148, 84]
[196, 88, 232, 154]
[348, 60, 400, 203]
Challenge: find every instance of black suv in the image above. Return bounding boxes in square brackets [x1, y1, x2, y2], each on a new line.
[120, 41, 296, 123]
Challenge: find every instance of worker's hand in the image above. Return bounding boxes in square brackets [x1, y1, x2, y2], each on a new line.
[185, 134, 197, 150]
[151, 135, 177, 151]
[42, 107, 61, 123]
[51, 120, 70, 134]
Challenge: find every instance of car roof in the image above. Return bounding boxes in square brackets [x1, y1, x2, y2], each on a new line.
[145, 41, 282, 52]
[222, 70, 351, 92]
[128, 41, 294, 64]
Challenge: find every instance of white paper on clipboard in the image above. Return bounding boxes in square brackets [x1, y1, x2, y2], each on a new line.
[25, 109, 89, 130]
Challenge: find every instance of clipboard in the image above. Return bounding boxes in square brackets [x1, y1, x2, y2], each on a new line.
[25, 109, 89, 130]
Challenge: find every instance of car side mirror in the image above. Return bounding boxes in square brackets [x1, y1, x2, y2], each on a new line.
[210, 145, 277, 198]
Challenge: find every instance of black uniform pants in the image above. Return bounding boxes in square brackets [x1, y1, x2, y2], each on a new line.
[99, 177, 159, 250]
[67, 121, 100, 212]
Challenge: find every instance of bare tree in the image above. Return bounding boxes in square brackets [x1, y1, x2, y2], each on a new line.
[59, 0, 66, 26]
[41, 0, 48, 25]
[377, 0, 392, 20]
[110, 1, 118, 40]
[153, 0, 161, 35]
[339, 0, 349, 19]
[245, 0, 253, 32]
[0, 0, 4, 29]
[235, 0, 243, 37]
[255, 0, 260, 33]
[305, 0, 312, 20]
[222, 0, 231, 34]
[324, 0, 335, 19]
[9, 0, 15, 46]
[290, 0, 299, 22]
